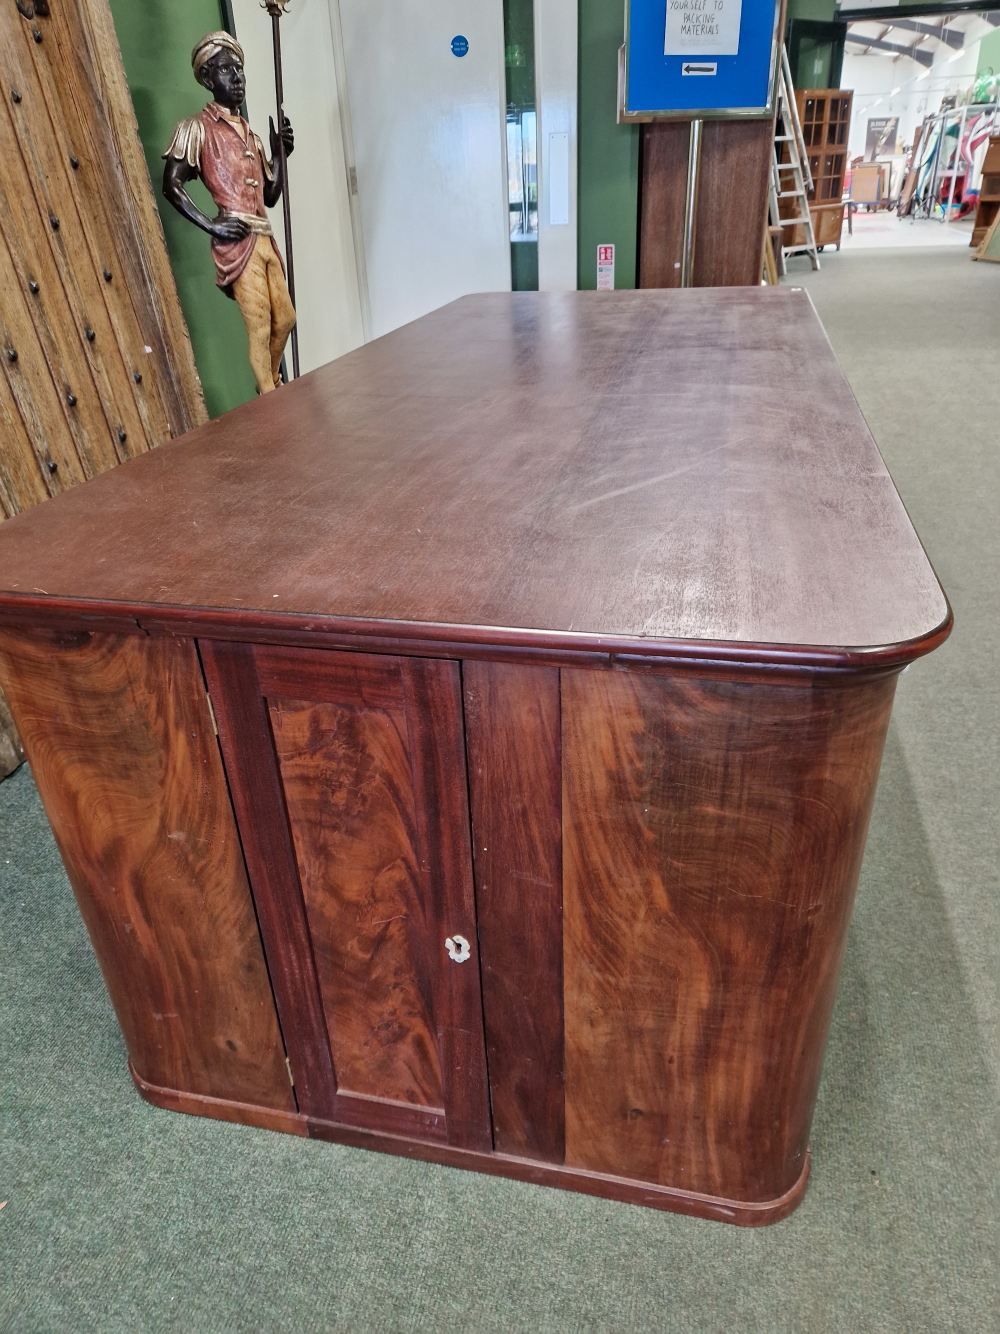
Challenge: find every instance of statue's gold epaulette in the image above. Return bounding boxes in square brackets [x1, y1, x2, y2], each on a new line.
[162, 115, 205, 170]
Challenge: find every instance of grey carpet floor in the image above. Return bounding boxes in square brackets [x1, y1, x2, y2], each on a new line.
[1, 247, 997, 1332]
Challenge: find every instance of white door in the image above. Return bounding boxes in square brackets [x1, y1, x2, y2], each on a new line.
[231, 0, 365, 371]
[338, 0, 511, 338]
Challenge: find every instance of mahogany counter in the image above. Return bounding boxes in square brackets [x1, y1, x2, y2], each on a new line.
[0, 289, 950, 1225]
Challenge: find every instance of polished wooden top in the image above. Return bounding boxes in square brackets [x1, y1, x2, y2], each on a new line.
[0, 289, 949, 665]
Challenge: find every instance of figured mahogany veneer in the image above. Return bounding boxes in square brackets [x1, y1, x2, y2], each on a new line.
[0, 629, 292, 1110]
[0, 291, 950, 1224]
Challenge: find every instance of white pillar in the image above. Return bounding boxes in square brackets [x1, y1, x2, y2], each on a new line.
[534, 0, 578, 290]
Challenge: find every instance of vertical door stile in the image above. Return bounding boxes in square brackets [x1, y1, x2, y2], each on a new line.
[198, 639, 339, 1123]
[462, 660, 565, 1164]
[402, 657, 493, 1153]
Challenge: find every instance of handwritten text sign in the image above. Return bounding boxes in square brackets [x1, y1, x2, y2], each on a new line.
[665, 0, 743, 57]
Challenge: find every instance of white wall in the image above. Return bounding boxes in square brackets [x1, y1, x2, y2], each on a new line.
[230, 1, 584, 356]
[230, 0, 365, 373]
[338, 0, 511, 339]
[535, 0, 578, 290]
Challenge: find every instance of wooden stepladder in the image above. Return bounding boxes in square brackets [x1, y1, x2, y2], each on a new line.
[770, 46, 820, 273]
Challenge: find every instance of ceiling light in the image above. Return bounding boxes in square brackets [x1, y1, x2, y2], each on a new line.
[948, 47, 966, 62]
[891, 87, 901, 95]
[917, 68, 931, 79]
[873, 97, 883, 105]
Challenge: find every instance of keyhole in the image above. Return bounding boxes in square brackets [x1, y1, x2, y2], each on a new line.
[445, 934, 470, 963]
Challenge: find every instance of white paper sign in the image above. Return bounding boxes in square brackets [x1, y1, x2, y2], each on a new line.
[665, 0, 744, 57]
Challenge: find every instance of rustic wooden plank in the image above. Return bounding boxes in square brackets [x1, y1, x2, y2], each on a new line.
[0, 628, 294, 1108]
[561, 667, 897, 1203]
[0, 104, 117, 481]
[463, 660, 564, 1162]
[402, 657, 493, 1152]
[25, 1, 173, 444]
[0, 217, 84, 492]
[0, 348, 49, 516]
[268, 690, 447, 1113]
[200, 638, 339, 1120]
[0, 14, 145, 461]
[73, 0, 206, 433]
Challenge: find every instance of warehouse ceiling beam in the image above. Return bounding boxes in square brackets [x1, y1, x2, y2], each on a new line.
[840, 4, 1000, 23]
[885, 19, 965, 45]
[844, 33, 935, 64]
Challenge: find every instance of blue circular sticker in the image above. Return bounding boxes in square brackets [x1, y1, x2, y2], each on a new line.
[451, 35, 469, 57]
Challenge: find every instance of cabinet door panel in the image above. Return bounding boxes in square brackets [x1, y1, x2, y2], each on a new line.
[269, 695, 445, 1113]
[202, 641, 491, 1151]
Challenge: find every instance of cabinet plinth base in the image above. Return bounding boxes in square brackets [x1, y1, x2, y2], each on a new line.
[129, 1062, 810, 1227]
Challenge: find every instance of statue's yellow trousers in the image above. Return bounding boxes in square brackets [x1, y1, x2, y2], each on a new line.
[232, 235, 296, 393]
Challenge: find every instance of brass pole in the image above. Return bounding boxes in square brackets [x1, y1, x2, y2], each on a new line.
[680, 118, 703, 289]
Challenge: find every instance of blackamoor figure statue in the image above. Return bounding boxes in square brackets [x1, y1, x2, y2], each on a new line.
[163, 31, 296, 395]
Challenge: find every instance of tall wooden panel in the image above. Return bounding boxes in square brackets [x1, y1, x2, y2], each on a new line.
[639, 119, 774, 288]
[0, 628, 294, 1111]
[463, 661, 564, 1163]
[561, 667, 897, 1203]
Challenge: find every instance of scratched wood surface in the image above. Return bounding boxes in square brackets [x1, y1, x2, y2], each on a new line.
[0, 628, 293, 1109]
[463, 661, 565, 1162]
[0, 290, 947, 661]
[561, 666, 897, 1202]
[270, 693, 446, 1112]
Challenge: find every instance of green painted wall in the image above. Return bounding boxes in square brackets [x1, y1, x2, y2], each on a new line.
[578, 0, 640, 289]
[108, 0, 256, 417]
[785, 0, 838, 26]
[977, 27, 1000, 77]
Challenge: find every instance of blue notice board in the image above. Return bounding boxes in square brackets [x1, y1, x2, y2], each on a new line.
[621, 0, 781, 120]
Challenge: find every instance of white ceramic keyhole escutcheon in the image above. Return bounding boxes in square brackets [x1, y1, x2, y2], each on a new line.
[445, 934, 471, 963]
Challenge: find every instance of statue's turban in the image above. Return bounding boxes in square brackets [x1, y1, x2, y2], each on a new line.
[191, 31, 245, 78]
